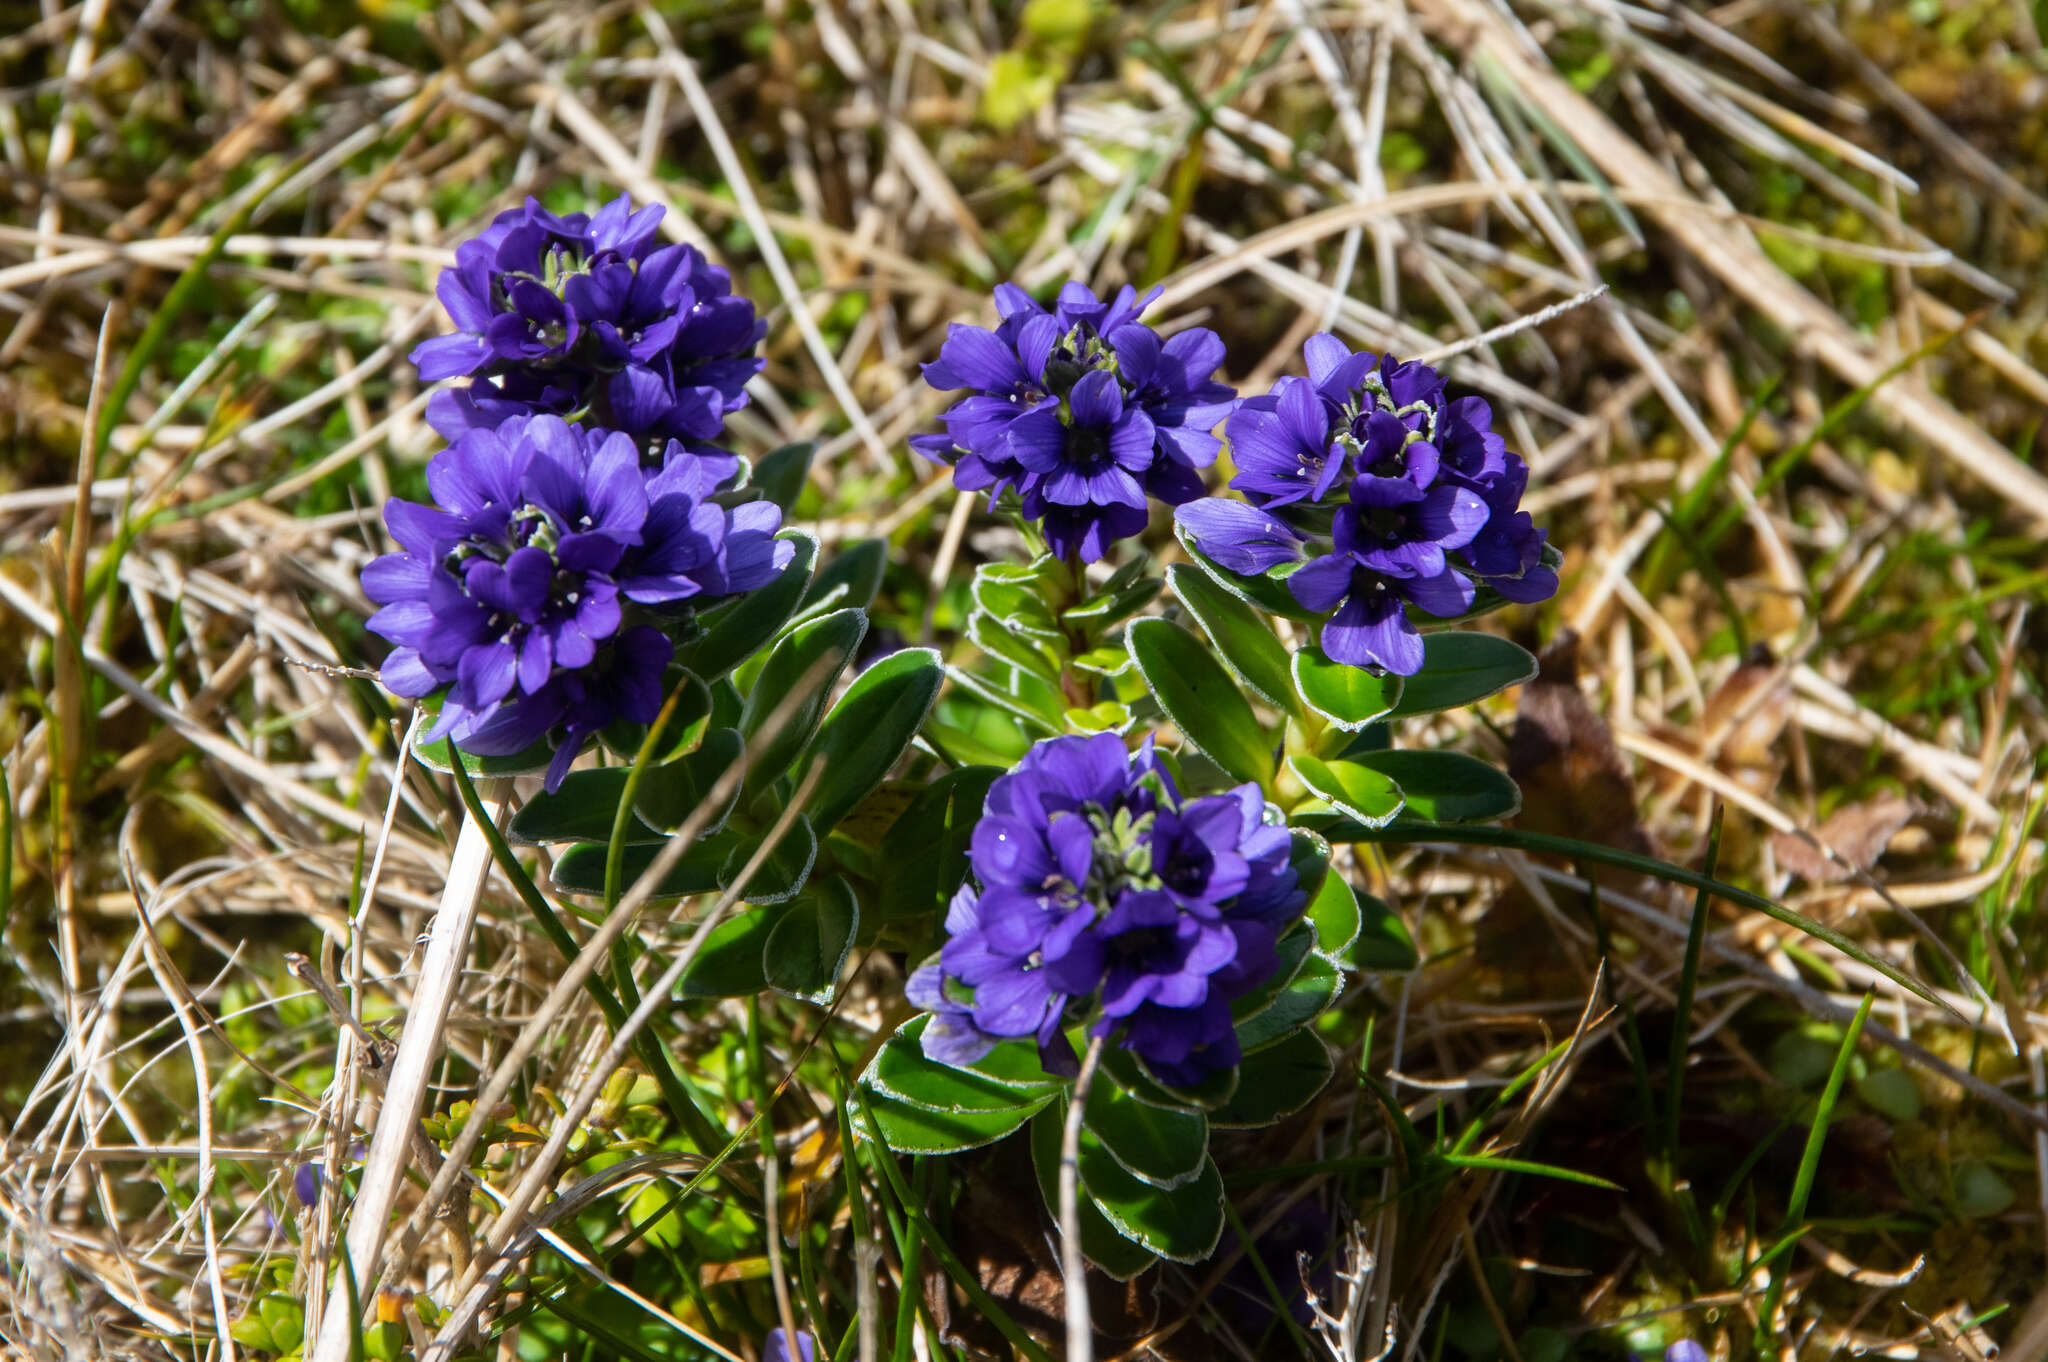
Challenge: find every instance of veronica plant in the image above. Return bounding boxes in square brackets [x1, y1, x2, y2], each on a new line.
[859, 306, 1560, 1274]
[366, 194, 946, 1012]
[912, 281, 1237, 563]
[360, 202, 1930, 1301]
[372, 208, 1561, 1276]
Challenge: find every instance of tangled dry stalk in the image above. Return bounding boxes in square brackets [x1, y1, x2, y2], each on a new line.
[1, 0, 2044, 1358]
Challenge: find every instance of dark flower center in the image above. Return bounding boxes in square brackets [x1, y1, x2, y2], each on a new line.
[438, 504, 601, 645]
[1359, 502, 1416, 545]
[1159, 838, 1212, 896]
[1066, 423, 1111, 473]
[1109, 925, 1175, 958]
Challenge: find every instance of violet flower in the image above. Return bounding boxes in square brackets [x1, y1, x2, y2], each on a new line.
[412, 195, 765, 445]
[362, 415, 791, 789]
[908, 734, 1304, 1086]
[912, 282, 1238, 562]
[765, 1329, 817, 1362]
[1177, 335, 1557, 674]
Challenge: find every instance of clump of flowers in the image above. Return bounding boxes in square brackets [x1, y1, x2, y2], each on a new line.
[412, 195, 765, 444]
[1177, 334, 1556, 674]
[911, 282, 1238, 562]
[908, 734, 1305, 1087]
[363, 414, 790, 789]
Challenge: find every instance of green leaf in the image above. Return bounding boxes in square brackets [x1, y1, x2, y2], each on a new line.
[552, 833, 736, 899]
[968, 611, 1063, 681]
[718, 814, 816, 904]
[803, 538, 887, 614]
[1288, 755, 1404, 827]
[1293, 645, 1402, 731]
[1062, 573, 1161, 630]
[1028, 1105, 1159, 1280]
[1168, 563, 1299, 714]
[1230, 922, 1314, 1022]
[1307, 864, 1359, 963]
[1210, 1029, 1334, 1129]
[1173, 519, 1320, 623]
[1127, 617, 1273, 785]
[632, 728, 745, 834]
[1287, 828, 1333, 903]
[1023, 0, 1095, 45]
[1349, 749, 1521, 823]
[751, 442, 815, 513]
[1084, 1076, 1209, 1190]
[1234, 954, 1340, 1054]
[945, 664, 1063, 734]
[508, 767, 660, 845]
[866, 1015, 1059, 1113]
[874, 766, 1001, 923]
[1386, 632, 1537, 716]
[1076, 1121, 1224, 1263]
[797, 648, 945, 834]
[763, 875, 858, 1002]
[1352, 890, 1419, 971]
[674, 531, 818, 681]
[1954, 1162, 2015, 1218]
[865, 1088, 1045, 1155]
[1099, 1044, 1239, 1113]
[677, 873, 851, 1001]
[1857, 1069, 1922, 1123]
[740, 607, 868, 795]
[678, 904, 779, 997]
[1063, 700, 1132, 733]
[981, 48, 1065, 130]
[973, 569, 1062, 640]
[1069, 644, 1136, 679]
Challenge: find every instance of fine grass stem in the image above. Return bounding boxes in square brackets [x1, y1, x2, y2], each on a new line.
[1755, 990, 1876, 1343]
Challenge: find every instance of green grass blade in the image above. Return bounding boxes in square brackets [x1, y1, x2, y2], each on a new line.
[1756, 990, 1874, 1342]
[1334, 822, 1941, 1007]
[852, 1087, 1055, 1362]
[1450, 1032, 1582, 1158]
[1662, 807, 1723, 1164]
[448, 758, 732, 1166]
[1437, 1154, 1623, 1191]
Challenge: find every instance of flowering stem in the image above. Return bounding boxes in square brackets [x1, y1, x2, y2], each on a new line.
[1041, 550, 1098, 714]
[1275, 716, 1317, 809]
[1060, 1033, 1107, 1362]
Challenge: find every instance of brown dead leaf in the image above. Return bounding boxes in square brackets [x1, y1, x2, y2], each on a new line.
[1769, 792, 1918, 883]
[1648, 644, 1794, 797]
[1507, 630, 1654, 859]
[1701, 643, 1794, 769]
[1481, 631, 1655, 969]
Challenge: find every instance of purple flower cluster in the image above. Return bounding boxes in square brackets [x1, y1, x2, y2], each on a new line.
[412, 195, 764, 445]
[912, 283, 1238, 562]
[364, 415, 790, 789]
[1177, 335, 1556, 674]
[908, 734, 1305, 1087]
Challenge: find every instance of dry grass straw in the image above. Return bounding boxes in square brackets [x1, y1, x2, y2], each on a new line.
[2, 0, 2045, 1356]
